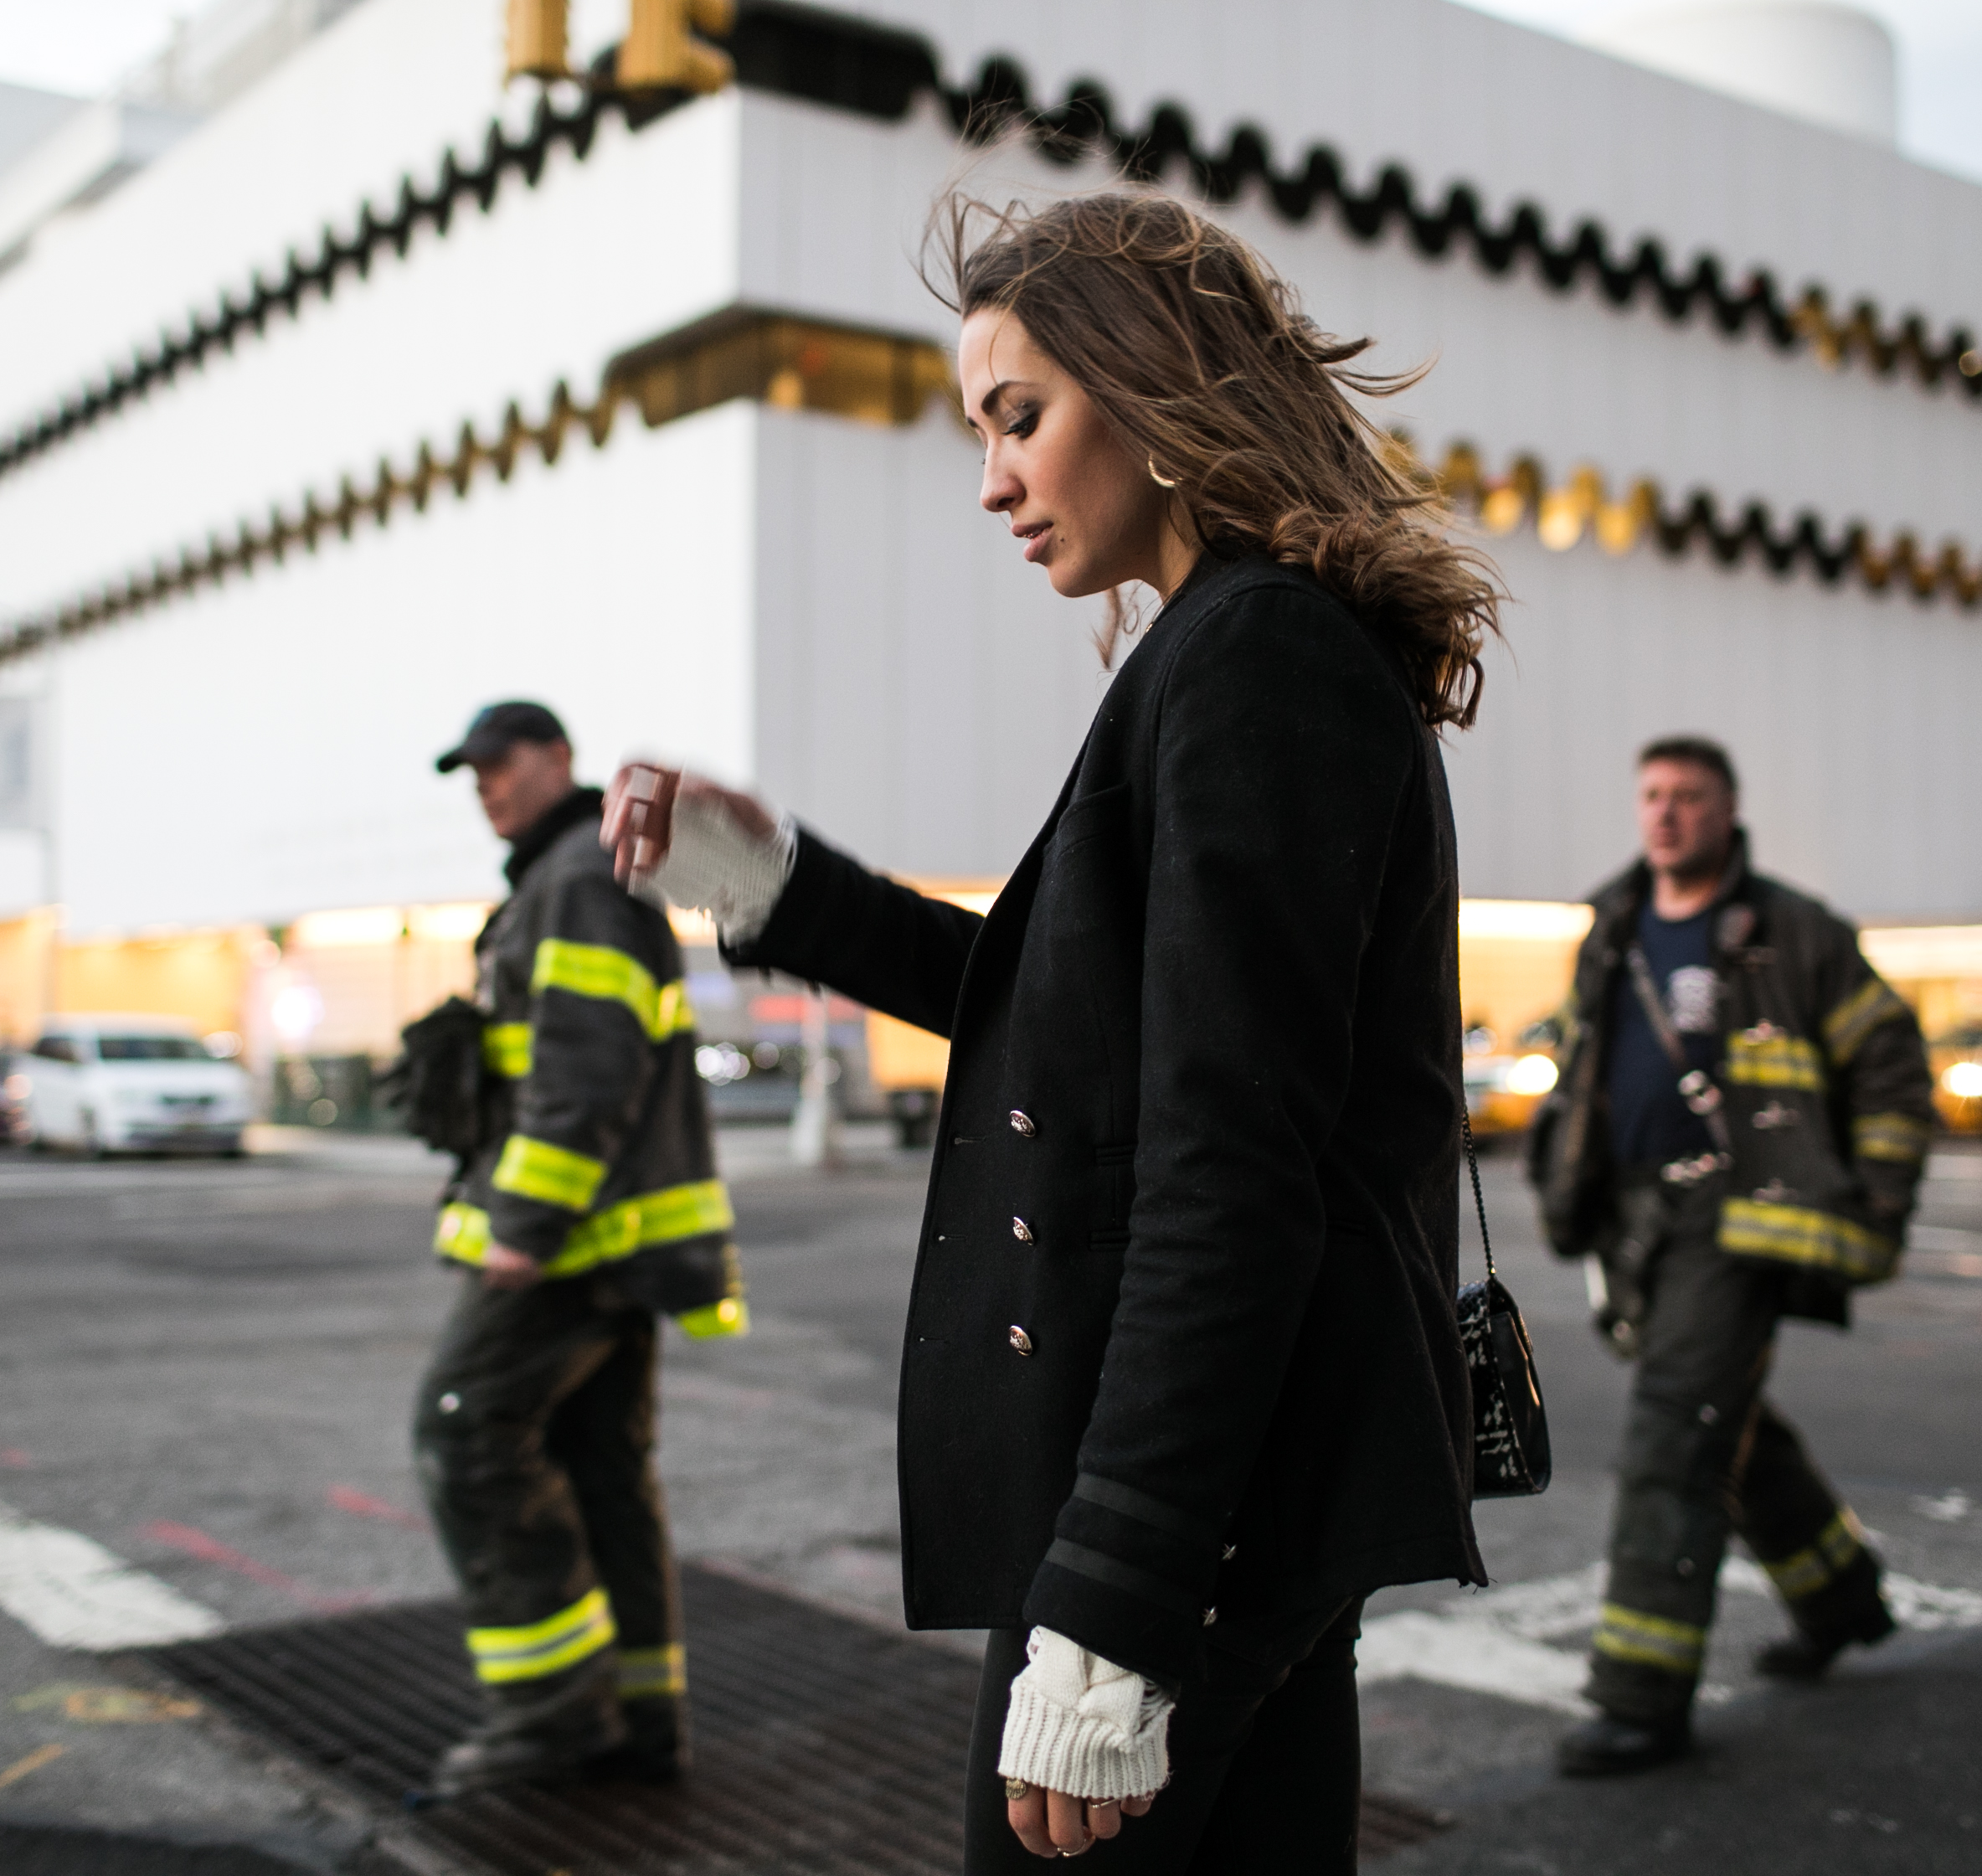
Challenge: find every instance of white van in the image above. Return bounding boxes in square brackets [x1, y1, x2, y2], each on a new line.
[21, 1015, 253, 1156]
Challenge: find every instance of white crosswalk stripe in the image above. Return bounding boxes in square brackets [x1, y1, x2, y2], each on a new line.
[0, 1499, 222, 1650]
[1360, 1555, 1982, 1713]
[1357, 1606, 1594, 1713]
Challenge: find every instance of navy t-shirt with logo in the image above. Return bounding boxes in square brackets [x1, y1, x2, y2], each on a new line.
[1607, 901, 1722, 1167]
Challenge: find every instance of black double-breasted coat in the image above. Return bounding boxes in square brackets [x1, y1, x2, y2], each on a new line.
[728, 554, 1486, 1688]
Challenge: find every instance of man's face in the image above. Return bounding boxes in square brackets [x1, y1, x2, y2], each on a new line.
[470, 738, 573, 841]
[1637, 759, 1736, 883]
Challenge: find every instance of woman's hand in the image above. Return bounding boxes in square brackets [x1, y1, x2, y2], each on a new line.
[601, 762, 681, 884]
[601, 763, 778, 885]
[1006, 1784, 1156, 1858]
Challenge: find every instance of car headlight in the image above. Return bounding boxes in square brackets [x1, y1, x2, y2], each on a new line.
[694, 1043, 750, 1086]
[1505, 1054, 1560, 1097]
[1942, 1060, 1982, 1100]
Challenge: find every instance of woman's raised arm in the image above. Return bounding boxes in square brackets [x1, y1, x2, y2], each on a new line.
[604, 762, 983, 1040]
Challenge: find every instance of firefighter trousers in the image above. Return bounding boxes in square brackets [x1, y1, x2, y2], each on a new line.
[413, 1269, 686, 1721]
[1588, 1175, 1887, 1724]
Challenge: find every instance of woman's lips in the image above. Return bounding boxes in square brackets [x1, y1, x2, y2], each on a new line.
[1017, 523, 1052, 564]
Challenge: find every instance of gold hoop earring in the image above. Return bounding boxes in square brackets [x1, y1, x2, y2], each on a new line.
[1148, 458, 1178, 489]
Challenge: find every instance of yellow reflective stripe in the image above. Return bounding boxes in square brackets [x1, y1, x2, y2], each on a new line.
[677, 1296, 751, 1340]
[1825, 1506, 1868, 1565]
[434, 1201, 492, 1267]
[1760, 1511, 1865, 1601]
[1852, 1111, 1933, 1165]
[539, 1179, 737, 1277]
[1591, 1603, 1705, 1676]
[1764, 1547, 1830, 1599]
[654, 977, 693, 1037]
[1824, 977, 1909, 1066]
[618, 1643, 687, 1698]
[531, 940, 696, 1041]
[466, 1588, 613, 1661]
[1720, 1197, 1897, 1283]
[1724, 1032, 1825, 1091]
[493, 1135, 608, 1213]
[466, 1588, 615, 1684]
[435, 1193, 745, 1331]
[481, 1023, 532, 1079]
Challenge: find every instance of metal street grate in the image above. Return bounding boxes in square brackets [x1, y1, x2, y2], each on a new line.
[144, 1564, 1450, 1873]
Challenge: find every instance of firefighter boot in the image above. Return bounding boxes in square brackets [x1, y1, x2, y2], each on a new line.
[1738, 1426, 1897, 1682]
[1756, 1594, 1896, 1680]
[431, 1656, 625, 1799]
[1556, 1712, 1691, 1777]
[585, 1693, 687, 1785]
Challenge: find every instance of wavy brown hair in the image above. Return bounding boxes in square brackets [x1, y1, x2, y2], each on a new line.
[929, 191, 1503, 728]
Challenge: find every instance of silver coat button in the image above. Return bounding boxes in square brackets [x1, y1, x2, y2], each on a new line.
[1008, 1325, 1033, 1355]
[1012, 1217, 1033, 1243]
[1009, 1110, 1036, 1136]
[438, 1392, 461, 1415]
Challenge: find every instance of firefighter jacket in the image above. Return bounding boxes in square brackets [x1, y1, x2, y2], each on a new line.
[432, 787, 745, 1338]
[1529, 830, 1933, 1318]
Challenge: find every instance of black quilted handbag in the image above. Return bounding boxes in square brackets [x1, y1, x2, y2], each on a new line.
[375, 995, 488, 1167]
[1456, 1113, 1552, 1498]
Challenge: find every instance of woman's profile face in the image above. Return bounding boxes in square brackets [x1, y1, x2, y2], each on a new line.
[959, 309, 1182, 600]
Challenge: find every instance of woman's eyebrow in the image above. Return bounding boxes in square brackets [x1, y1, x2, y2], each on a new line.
[976, 379, 1013, 422]
[977, 377, 1038, 421]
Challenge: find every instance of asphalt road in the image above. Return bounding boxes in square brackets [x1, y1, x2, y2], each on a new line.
[0, 1123, 1977, 1872]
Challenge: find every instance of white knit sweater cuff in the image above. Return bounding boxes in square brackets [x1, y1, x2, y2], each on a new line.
[628, 792, 796, 946]
[996, 1627, 1172, 1802]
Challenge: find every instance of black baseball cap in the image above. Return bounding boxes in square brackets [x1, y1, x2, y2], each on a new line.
[435, 701, 569, 774]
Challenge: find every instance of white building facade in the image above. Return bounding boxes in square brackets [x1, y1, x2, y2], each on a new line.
[0, 0, 1977, 1046]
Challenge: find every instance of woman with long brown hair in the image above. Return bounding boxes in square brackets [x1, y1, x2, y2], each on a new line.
[604, 191, 1501, 1869]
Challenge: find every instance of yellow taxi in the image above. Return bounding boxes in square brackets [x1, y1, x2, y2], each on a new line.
[1929, 1024, 1982, 1135]
[1462, 1021, 1562, 1139]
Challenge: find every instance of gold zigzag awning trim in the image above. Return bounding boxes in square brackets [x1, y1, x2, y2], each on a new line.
[1794, 296, 1982, 383]
[0, 311, 955, 662]
[0, 308, 1974, 666]
[1393, 438, 1980, 606]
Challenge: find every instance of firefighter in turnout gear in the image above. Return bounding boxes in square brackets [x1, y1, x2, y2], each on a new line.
[1530, 737, 1933, 1777]
[411, 702, 745, 1798]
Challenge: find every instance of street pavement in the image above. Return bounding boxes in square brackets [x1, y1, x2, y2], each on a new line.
[0, 1122, 1977, 1871]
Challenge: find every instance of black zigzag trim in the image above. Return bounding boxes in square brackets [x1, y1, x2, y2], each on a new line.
[919, 45, 1977, 386]
[0, 44, 682, 485]
[0, 0, 1974, 495]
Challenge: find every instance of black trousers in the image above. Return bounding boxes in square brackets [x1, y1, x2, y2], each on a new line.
[964, 1599, 1364, 1873]
[412, 1270, 684, 1708]
[1588, 1178, 1885, 1723]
